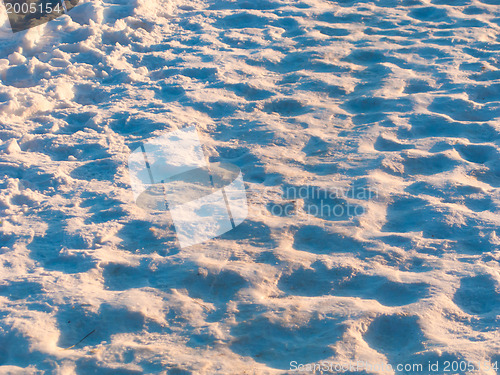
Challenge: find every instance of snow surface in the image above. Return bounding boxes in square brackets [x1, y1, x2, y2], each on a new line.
[0, 0, 499, 374]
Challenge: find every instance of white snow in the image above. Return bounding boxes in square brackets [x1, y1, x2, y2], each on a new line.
[0, 0, 499, 374]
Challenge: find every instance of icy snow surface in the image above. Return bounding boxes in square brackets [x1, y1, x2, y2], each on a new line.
[0, 0, 499, 374]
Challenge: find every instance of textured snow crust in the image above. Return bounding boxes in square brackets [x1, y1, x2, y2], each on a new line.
[0, 0, 499, 373]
